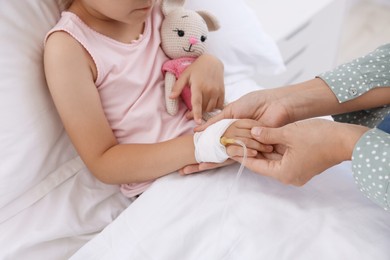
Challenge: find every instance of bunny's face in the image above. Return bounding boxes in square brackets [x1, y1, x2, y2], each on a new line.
[161, 9, 209, 59]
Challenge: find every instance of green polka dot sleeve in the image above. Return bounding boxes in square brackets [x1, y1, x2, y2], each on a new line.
[319, 43, 390, 103]
[317, 44, 390, 210]
[352, 128, 390, 210]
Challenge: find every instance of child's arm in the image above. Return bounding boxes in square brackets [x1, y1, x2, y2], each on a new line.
[170, 54, 225, 124]
[44, 33, 258, 184]
[44, 32, 198, 184]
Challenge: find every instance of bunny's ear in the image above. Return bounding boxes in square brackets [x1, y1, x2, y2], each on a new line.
[161, 0, 186, 16]
[197, 11, 220, 32]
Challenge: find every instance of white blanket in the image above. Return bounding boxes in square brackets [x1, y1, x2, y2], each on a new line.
[71, 162, 390, 260]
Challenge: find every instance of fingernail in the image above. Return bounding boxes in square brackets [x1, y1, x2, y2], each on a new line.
[251, 127, 262, 136]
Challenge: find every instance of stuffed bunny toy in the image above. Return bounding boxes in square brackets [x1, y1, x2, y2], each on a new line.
[160, 0, 220, 116]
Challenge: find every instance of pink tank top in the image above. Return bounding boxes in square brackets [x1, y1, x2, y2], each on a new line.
[47, 5, 196, 197]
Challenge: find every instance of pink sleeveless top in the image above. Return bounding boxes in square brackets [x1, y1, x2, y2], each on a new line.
[47, 5, 195, 197]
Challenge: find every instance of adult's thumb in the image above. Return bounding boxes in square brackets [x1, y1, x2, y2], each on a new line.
[251, 127, 282, 145]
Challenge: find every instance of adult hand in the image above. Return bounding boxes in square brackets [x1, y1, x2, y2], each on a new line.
[188, 87, 296, 175]
[171, 54, 225, 124]
[236, 119, 369, 186]
[195, 88, 295, 132]
[196, 78, 342, 132]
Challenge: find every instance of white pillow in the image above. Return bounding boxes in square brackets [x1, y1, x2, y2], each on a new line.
[185, 0, 285, 86]
[0, 0, 282, 211]
[0, 0, 77, 209]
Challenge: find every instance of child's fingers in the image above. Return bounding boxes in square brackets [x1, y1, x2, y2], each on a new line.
[170, 74, 188, 98]
[225, 138, 272, 154]
[191, 89, 203, 125]
[204, 97, 218, 112]
[241, 138, 273, 152]
[226, 145, 258, 157]
[216, 96, 224, 110]
[194, 109, 226, 132]
[185, 110, 194, 120]
[223, 129, 273, 152]
[224, 119, 260, 138]
[179, 164, 202, 175]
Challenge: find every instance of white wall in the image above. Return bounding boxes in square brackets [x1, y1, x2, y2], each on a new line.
[375, 0, 390, 5]
[350, 0, 390, 6]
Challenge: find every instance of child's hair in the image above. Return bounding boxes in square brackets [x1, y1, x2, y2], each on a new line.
[59, 0, 73, 10]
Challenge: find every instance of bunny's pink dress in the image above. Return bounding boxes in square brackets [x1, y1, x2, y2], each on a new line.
[162, 57, 197, 110]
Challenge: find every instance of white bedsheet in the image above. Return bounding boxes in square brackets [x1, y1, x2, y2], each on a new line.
[71, 162, 390, 260]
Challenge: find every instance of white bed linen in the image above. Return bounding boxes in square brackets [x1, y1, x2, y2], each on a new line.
[0, 159, 131, 260]
[71, 161, 390, 260]
[0, 0, 283, 257]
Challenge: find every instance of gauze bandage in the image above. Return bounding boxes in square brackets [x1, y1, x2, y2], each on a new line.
[193, 119, 237, 163]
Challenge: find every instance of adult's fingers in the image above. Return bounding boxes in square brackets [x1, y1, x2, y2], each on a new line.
[233, 156, 281, 178]
[251, 126, 285, 145]
[198, 159, 235, 171]
[179, 160, 235, 175]
[179, 164, 202, 175]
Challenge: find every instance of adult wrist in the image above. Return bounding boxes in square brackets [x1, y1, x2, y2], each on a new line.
[338, 122, 370, 162]
[287, 78, 339, 121]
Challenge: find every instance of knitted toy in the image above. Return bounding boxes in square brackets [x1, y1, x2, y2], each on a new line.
[160, 0, 220, 116]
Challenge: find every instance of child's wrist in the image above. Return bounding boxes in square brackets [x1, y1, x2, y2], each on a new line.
[194, 119, 237, 163]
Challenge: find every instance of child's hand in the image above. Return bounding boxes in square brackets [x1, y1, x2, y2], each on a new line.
[170, 54, 225, 124]
[223, 119, 273, 157]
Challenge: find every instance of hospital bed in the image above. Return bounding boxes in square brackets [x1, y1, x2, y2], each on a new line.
[0, 0, 389, 259]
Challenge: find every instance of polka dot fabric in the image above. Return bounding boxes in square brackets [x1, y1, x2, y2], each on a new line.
[330, 106, 390, 129]
[318, 43, 390, 210]
[319, 43, 390, 103]
[352, 128, 390, 210]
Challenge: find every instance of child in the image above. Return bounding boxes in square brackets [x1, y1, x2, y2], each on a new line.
[44, 0, 268, 198]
